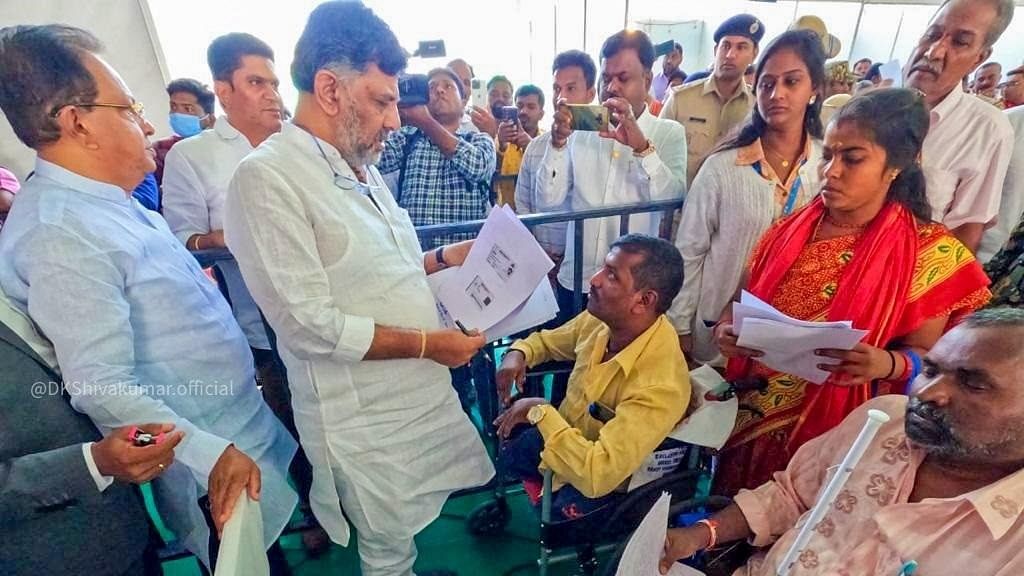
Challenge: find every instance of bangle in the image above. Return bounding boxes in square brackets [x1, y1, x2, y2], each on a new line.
[695, 518, 719, 549]
[905, 350, 923, 382]
[895, 351, 910, 382]
[418, 329, 427, 359]
[189, 235, 201, 251]
[883, 350, 897, 380]
[434, 246, 447, 268]
[633, 139, 655, 158]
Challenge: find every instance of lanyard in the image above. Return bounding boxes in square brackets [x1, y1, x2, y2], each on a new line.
[753, 160, 804, 217]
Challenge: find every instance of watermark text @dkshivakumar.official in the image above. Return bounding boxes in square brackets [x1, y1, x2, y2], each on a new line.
[31, 379, 236, 399]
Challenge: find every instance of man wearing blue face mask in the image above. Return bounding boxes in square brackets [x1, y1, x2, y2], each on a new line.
[153, 78, 214, 185]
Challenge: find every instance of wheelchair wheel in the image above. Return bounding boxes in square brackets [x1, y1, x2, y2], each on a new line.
[466, 498, 510, 536]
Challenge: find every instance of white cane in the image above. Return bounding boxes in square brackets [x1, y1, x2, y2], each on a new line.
[775, 409, 891, 576]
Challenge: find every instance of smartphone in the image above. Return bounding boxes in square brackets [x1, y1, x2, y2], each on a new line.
[654, 39, 675, 59]
[470, 78, 487, 110]
[567, 104, 610, 132]
[415, 39, 446, 59]
[588, 401, 616, 423]
[494, 105, 519, 123]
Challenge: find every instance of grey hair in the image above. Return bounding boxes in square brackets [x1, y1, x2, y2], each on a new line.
[962, 307, 1024, 329]
[939, 0, 1016, 47]
[984, 0, 1016, 47]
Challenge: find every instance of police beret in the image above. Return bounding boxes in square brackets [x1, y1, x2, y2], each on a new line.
[714, 14, 766, 46]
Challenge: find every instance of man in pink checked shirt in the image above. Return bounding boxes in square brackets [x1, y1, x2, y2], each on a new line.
[660, 307, 1024, 576]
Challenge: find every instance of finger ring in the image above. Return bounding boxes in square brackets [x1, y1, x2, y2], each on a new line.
[158, 463, 166, 470]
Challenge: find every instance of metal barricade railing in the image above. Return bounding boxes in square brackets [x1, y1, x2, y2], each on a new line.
[193, 198, 684, 315]
[413, 198, 683, 314]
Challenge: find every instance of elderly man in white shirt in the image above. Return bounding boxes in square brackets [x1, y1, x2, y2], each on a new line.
[979, 106, 1024, 262]
[162, 32, 281, 354]
[536, 29, 687, 309]
[903, 0, 1015, 253]
[223, 4, 494, 576]
[0, 25, 297, 571]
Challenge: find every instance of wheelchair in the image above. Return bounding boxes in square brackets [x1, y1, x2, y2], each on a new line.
[491, 366, 763, 576]
[530, 442, 721, 576]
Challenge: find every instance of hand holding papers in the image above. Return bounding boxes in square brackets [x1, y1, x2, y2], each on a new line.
[214, 492, 269, 576]
[733, 291, 868, 384]
[878, 59, 903, 88]
[428, 206, 559, 341]
[615, 492, 706, 576]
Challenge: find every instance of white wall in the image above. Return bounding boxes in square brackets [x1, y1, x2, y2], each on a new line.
[0, 0, 171, 179]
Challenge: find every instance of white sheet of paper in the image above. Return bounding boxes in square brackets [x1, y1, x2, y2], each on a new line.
[667, 366, 738, 452]
[879, 59, 903, 87]
[734, 291, 852, 333]
[426, 266, 461, 329]
[615, 492, 706, 576]
[213, 493, 269, 576]
[737, 317, 869, 384]
[485, 278, 559, 342]
[428, 266, 559, 340]
[436, 206, 554, 332]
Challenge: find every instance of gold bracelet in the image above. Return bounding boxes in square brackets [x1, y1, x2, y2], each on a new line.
[418, 329, 427, 359]
[189, 235, 202, 251]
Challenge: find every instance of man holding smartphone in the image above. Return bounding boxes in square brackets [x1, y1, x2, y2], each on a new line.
[536, 29, 687, 319]
[496, 84, 545, 208]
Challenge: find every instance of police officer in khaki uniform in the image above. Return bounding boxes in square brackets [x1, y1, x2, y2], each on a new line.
[660, 14, 764, 185]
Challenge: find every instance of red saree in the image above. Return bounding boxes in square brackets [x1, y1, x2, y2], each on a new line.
[716, 198, 990, 494]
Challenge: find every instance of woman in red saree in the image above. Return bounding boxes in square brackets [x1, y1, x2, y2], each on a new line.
[713, 89, 991, 494]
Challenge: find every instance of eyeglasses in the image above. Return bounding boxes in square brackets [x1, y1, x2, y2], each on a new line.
[50, 100, 146, 122]
[309, 133, 383, 214]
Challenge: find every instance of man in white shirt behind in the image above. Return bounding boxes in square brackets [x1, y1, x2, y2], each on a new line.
[515, 49, 598, 282]
[903, 0, 1015, 252]
[536, 29, 687, 314]
[223, 3, 494, 575]
[162, 34, 329, 550]
[162, 33, 279, 355]
[979, 106, 1024, 262]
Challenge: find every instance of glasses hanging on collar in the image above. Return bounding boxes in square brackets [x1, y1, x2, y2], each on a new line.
[309, 133, 383, 214]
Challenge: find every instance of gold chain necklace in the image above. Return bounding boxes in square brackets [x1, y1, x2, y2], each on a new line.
[762, 142, 797, 169]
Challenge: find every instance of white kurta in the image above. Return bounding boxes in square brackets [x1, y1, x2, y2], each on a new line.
[223, 122, 494, 546]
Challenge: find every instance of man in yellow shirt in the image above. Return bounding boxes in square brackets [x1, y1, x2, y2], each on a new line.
[494, 234, 690, 520]
[496, 84, 545, 208]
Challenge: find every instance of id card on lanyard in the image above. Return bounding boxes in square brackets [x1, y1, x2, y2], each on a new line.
[753, 161, 803, 216]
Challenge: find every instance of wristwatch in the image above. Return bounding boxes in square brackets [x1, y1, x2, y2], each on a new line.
[527, 404, 548, 425]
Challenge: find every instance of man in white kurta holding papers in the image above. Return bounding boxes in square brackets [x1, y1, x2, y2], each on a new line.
[223, 3, 494, 575]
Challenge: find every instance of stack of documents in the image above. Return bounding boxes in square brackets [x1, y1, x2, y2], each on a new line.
[733, 291, 868, 384]
[427, 206, 559, 342]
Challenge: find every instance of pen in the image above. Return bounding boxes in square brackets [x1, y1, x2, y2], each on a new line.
[454, 320, 492, 364]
